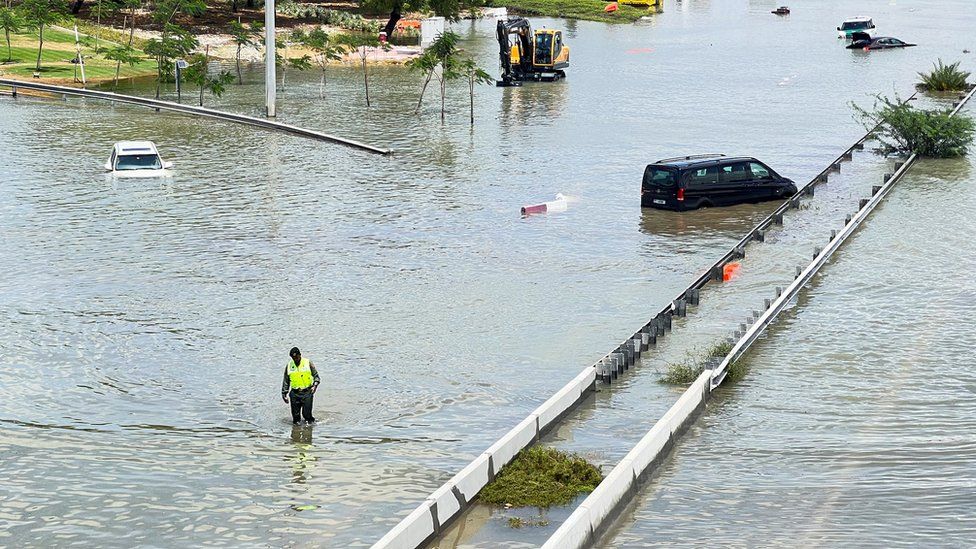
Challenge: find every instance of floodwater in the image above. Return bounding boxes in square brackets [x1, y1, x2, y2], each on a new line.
[0, 0, 974, 546]
[599, 129, 976, 548]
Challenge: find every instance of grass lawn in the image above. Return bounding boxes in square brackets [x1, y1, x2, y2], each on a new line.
[0, 25, 157, 85]
[487, 0, 656, 23]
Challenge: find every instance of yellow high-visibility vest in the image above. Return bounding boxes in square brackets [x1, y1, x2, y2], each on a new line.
[287, 357, 313, 390]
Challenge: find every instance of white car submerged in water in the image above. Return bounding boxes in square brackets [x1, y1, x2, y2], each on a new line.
[105, 141, 173, 177]
[838, 17, 876, 39]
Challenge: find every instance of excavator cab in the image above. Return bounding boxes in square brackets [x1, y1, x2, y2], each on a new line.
[497, 18, 569, 86]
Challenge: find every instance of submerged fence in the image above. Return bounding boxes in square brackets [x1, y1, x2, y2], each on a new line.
[543, 84, 976, 549]
[0, 79, 392, 156]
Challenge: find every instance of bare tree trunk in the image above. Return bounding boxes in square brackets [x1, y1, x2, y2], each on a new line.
[319, 70, 324, 99]
[362, 52, 370, 107]
[383, 3, 401, 40]
[414, 69, 433, 114]
[94, 0, 100, 52]
[199, 44, 209, 106]
[5, 29, 11, 62]
[35, 23, 44, 71]
[236, 44, 243, 84]
[469, 77, 474, 125]
[440, 76, 445, 123]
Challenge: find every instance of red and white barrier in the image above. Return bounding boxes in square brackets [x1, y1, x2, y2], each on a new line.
[521, 193, 570, 216]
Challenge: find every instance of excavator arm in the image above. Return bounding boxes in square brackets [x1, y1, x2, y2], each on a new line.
[496, 17, 533, 86]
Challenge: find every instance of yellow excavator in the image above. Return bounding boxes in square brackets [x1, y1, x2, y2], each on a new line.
[496, 17, 570, 87]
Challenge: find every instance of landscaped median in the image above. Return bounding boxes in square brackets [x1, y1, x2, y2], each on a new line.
[0, 26, 157, 84]
[485, 0, 657, 23]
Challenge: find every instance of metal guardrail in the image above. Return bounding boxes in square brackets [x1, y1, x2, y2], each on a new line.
[545, 84, 976, 549]
[0, 78, 392, 155]
[372, 98, 930, 548]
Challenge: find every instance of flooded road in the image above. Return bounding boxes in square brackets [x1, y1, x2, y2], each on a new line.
[599, 130, 976, 548]
[1, 0, 974, 546]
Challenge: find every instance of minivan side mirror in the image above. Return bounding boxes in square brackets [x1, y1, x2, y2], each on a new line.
[836, 26, 841, 31]
[162, 161, 173, 169]
[104, 161, 113, 171]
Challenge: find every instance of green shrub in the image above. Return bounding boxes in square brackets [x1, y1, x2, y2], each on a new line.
[661, 361, 703, 385]
[278, 2, 381, 33]
[918, 59, 971, 92]
[479, 446, 602, 507]
[854, 94, 975, 158]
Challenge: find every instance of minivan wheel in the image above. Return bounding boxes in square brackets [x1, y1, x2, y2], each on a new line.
[698, 199, 713, 209]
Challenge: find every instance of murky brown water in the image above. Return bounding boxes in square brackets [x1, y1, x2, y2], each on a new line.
[1, 0, 974, 546]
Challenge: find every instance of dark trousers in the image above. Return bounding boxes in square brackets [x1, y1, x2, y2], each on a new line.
[290, 389, 315, 423]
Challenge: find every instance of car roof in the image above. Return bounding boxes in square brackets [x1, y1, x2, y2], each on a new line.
[843, 16, 873, 22]
[650, 155, 757, 169]
[114, 141, 158, 155]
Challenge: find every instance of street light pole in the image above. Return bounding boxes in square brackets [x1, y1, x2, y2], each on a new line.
[265, 0, 276, 117]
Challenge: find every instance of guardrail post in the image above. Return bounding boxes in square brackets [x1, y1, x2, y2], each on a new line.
[688, 288, 700, 306]
[663, 313, 672, 332]
[818, 173, 828, 184]
[845, 213, 852, 225]
[795, 266, 802, 279]
[755, 230, 765, 243]
[859, 198, 869, 209]
[829, 229, 836, 241]
[895, 161, 904, 171]
[790, 198, 800, 209]
[853, 142, 864, 150]
[640, 331, 650, 352]
[773, 212, 784, 225]
[764, 298, 771, 310]
[872, 185, 881, 195]
[813, 247, 822, 259]
[734, 245, 745, 258]
[804, 185, 815, 196]
[842, 151, 853, 161]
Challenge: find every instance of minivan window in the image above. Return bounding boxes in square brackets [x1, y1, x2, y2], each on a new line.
[644, 167, 676, 187]
[685, 166, 720, 187]
[721, 162, 752, 183]
[749, 162, 772, 179]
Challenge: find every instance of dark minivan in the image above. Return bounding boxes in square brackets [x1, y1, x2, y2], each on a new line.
[641, 154, 797, 211]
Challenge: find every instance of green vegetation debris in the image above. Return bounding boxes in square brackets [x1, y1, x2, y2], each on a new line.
[917, 59, 971, 92]
[291, 504, 318, 511]
[660, 340, 738, 385]
[506, 516, 550, 528]
[853, 94, 975, 158]
[480, 446, 602, 508]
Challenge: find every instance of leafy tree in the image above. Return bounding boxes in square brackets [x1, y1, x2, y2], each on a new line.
[409, 31, 462, 121]
[459, 56, 492, 125]
[183, 47, 234, 106]
[228, 18, 261, 84]
[272, 36, 311, 92]
[103, 43, 140, 89]
[144, 23, 197, 98]
[19, 0, 69, 72]
[339, 32, 389, 107]
[292, 27, 342, 99]
[406, 45, 437, 114]
[853, 94, 975, 158]
[144, 0, 206, 98]
[0, 5, 24, 62]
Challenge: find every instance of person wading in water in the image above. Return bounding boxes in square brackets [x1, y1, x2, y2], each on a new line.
[282, 347, 321, 424]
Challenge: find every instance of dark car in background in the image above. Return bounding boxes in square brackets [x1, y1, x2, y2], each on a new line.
[846, 33, 916, 50]
[641, 154, 797, 211]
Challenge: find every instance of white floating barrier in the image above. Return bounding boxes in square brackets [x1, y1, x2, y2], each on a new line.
[521, 193, 570, 216]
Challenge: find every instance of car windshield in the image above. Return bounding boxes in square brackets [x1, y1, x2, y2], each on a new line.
[841, 20, 871, 30]
[115, 154, 162, 171]
[644, 167, 677, 187]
